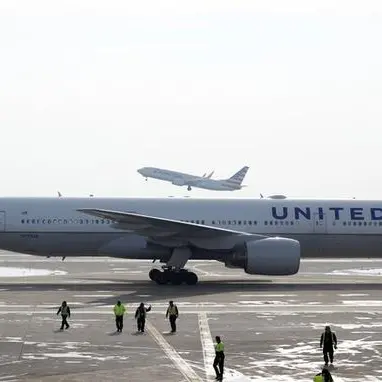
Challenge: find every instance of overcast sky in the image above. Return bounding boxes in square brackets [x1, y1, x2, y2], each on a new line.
[1, 0, 382, 199]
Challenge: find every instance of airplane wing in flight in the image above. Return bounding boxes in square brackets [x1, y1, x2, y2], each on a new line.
[77, 208, 266, 248]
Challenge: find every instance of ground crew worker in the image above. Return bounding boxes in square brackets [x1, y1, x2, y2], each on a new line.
[165, 300, 179, 333]
[313, 368, 334, 382]
[57, 301, 71, 330]
[213, 335, 225, 381]
[113, 300, 126, 333]
[134, 302, 151, 333]
[320, 326, 338, 366]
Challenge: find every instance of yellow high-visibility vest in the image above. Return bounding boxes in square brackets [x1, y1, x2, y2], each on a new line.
[167, 306, 177, 315]
[313, 375, 323, 382]
[215, 342, 224, 352]
[114, 304, 126, 316]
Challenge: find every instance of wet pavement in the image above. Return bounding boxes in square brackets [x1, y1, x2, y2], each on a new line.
[0, 252, 381, 381]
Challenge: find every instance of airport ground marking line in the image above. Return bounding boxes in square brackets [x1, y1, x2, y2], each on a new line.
[146, 320, 203, 382]
[198, 312, 216, 381]
[18, 305, 36, 361]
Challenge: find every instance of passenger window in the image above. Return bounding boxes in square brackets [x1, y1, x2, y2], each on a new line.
[264, 221, 268, 225]
[201, 220, 205, 225]
[270, 221, 273, 225]
[254, 221, 257, 225]
[212, 220, 215, 225]
[290, 221, 294, 225]
[238, 221, 241, 225]
[275, 221, 278, 225]
[248, 221, 252, 225]
[21, 219, 25, 224]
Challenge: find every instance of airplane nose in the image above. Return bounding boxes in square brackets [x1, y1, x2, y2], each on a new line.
[137, 168, 143, 175]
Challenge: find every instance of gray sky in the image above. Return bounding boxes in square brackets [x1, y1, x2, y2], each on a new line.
[1, 0, 382, 199]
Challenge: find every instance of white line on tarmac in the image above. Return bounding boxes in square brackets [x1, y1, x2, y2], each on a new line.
[145, 320, 203, 382]
[198, 313, 216, 381]
[197, 313, 252, 382]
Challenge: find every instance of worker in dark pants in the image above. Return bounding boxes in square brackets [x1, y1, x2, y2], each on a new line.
[57, 301, 71, 330]
[135, 302, 151, 333]
[165, 300, 179, 333]
[113, 300, 126, 333]
[213, 336, 225, 381]
[320, 326, 338, 366]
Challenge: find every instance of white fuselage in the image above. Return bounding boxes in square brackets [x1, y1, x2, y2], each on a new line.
[0, 197, 382, 259]
[138, 168, 241, 191]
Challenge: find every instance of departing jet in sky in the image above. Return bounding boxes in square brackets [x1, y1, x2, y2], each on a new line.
[1, 196, 382, 285]
[137, 166, 249, 191]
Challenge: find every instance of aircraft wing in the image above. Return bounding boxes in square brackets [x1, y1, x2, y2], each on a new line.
[77, 208, 266, 242]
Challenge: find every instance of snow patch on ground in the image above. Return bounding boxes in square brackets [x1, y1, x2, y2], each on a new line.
[0, 267, 67, 277]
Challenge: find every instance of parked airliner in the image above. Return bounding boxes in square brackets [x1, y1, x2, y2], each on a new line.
[137, 166, 249, 191]
[1, 196, 382, 285]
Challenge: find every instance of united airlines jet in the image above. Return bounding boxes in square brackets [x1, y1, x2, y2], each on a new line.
[137, 166, 249, 191]
[1, 196, 382, 285]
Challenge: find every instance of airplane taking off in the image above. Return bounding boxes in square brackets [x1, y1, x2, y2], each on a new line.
[1, 196, 382, 285]
[137, 166, 249, 191]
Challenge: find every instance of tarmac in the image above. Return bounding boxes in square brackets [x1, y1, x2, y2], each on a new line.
[0, 251, 382, 381]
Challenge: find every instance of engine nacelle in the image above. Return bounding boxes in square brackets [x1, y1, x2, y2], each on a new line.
[172, 178, 186, 186]
[243, 237, 300, 276]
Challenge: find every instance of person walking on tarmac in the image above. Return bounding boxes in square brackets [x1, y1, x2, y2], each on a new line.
[113, 300, 126, 333]
[57, 301, 71, 330]
[135, 302, 151, 333]
[165, 300, 179, 333]
[320, 326, 338, 366]
[213, 336, 225, 381]
[313, 367, 334, 382]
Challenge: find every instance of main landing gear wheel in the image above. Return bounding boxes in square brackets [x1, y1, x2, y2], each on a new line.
[149, 268, 160, 281]
[149, 268, 198, 285]
[187, 185, 192, 191]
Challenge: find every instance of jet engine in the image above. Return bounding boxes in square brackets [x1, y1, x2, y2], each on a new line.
[225, 237, 300, 276]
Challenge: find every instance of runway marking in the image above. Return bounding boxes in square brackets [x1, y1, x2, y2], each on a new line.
[197, 313, 252, 382]
[73, 295, 115, 298]
[198, 313, 216, 380]
[145, 320, 202, 382]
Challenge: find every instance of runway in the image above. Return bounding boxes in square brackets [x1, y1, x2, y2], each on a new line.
[0, 252, 381, 381]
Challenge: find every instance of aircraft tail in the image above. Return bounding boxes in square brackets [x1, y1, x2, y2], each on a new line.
[226, 166, 249, 186]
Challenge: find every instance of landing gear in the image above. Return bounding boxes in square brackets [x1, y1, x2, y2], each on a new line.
[149, 267, 198, 285]
[187, 185, 192, 191]
[150, 247, 197, 285]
